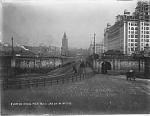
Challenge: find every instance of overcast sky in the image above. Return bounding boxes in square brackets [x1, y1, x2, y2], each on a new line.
[2, 0, 137, 48]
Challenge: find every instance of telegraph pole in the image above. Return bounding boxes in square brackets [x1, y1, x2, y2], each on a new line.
[93, 33, 96, 55]
[93, 33, 96, 69]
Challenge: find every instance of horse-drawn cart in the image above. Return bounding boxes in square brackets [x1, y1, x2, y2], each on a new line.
[126, 70, 136, 81]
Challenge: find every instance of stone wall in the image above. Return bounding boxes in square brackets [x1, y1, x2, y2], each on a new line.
[0, 56, 62, 79]
[95, 58, 145, 74]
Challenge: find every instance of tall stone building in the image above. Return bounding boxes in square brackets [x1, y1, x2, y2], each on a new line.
[104, 1, 150, 55]
[61, 32, 68, 56]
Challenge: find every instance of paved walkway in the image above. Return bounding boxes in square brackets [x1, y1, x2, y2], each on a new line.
[2, 73, 150, 115]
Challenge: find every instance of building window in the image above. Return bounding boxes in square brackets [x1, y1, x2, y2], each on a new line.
[135, 35, 138, 38]
[141, 35, 143, 38]
[141, 48, 144, 51]
[131, 39, 134, 42]
[135, 31, 138, 34]
[135, 47, 138, 51]
[146, 27, 149, 30]
[128, 43, 130, 46]
[145, 23, 149, 26]
[141, 43, 143, 46]
[146, 31, 149, 34]
[131, 35, 134, 38]
[128, 39, 131, 42]
[131, 31, 134, 34]
[131, 27, 134, 30]
[131, 43, 134, 46]
[128, 35, 130, 38]
[128, 31, 130, 34]
[141, 39, 143, 42]
[135, 43, 138, 46]
[135, 39, 138, 42]
[131, 48, 134, 51]
[146, 35, 149, 38]
[135, 27, 138, 30]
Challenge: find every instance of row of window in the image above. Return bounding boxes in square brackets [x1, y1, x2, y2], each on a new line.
[128, 43, 138, 46]
[128, 42, 150, 47]
[141, 35, 150, 38]
[141, 27, 150, 30]
[141, 22, 150, 26]
[128, 47, 138, 52]
[128, 35, 138, 38]
[128, 38, 150, 42]
[128, 22, 150, 26]
[128, 39, 138, 42]
[128, 31, 138, 34]
[128, 23, 137, 26]
[128, 31, 150, 35]
[141, 31, 150, 34]
[128, 34, 150, 38]
[128, 27, 138, 30]
[141, 39, 150, 42]
[128, 46, 149, 52]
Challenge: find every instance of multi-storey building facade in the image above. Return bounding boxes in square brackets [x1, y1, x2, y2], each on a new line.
[104, 1, 150, 55]
[61, 32, 68, 56]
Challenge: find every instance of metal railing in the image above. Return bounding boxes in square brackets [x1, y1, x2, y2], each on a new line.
[3, 72, 94, 90]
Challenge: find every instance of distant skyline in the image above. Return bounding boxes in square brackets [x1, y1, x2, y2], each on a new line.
[2, 0, 137, 48]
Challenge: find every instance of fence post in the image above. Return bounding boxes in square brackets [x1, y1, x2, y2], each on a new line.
[62, 77, 64, 84]
[28, 80, 30, 88]
[50, 79, 52, 86]
[56, 79, 58, 84]
[19, 80, 22, 89]
[43, 78, 46, 87]
[36, 79, 38, 88]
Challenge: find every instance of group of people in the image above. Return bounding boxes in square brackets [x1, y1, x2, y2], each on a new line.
[72, 60, 86, 77]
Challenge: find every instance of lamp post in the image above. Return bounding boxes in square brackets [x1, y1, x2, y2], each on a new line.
[93, 33, 96, 69]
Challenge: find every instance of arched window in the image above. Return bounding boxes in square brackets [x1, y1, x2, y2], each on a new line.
[131, 27, 134, 30]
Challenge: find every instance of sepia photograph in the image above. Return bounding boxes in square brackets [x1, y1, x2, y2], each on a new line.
[0, 0, 150, 115]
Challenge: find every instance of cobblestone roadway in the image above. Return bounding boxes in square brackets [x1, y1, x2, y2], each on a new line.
[2, 73, 150, 115]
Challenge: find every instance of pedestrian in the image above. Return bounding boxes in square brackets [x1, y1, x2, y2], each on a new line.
[72, 64, 77, 75]
[79, 61, 86, 77]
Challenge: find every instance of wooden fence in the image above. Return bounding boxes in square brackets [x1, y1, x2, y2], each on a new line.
[3, 72, 94, 90]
